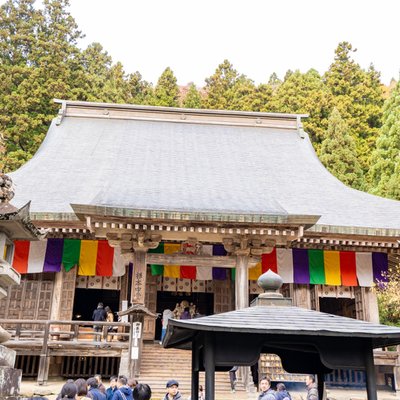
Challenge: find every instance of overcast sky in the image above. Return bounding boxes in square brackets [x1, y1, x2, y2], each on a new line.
[5, 0, 400, 86]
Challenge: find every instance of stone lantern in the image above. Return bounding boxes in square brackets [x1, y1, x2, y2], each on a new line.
[0, 173, 41, 398]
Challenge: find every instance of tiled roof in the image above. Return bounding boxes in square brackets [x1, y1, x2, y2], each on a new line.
[9, 100, 400, 235]
[164, 305, 400, 349]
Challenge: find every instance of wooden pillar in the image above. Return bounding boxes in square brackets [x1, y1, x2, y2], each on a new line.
[204, 334, 215, 400]
[191, 340, 200, 400]
[235, 254, 249, 310]
[363, 288, 380, 324]
[292, 284, 311, 309]
[365, 347, 378, 400]
[317, 373, 326, 400]
[131, 249, 147, 305]
[37, 322, 50, 385]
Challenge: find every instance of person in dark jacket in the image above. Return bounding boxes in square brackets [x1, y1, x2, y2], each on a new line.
[275, 383, 291, 400]
[95, 374, 106, 394]
[106, 376, 118, 400]
[59, 382, 78, 400]
[92, 302, 107, 342]
[87, 377, 106, 400]
[133, 383, 152, 400]
[163, 379, 182, 400]
[305, 375, 318, 400]
[111, 376, 133, 400]
[229, 366, 238, 393]
[258, 376, 276, 400]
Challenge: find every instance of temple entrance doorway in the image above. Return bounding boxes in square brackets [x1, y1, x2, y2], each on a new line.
[155, 292, 214, 340]
[72, 288, 120, 321]
[319, 297, 356, 318]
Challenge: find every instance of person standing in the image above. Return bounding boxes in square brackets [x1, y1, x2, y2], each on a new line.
[161, 309, 173, 342]
[106, 376, 118, 400]
[133, 383, 152, 400]
[87, 377, 106, 400]
[163, 380, 182, 400]
[275, 383, 291, 400]
[111, 376, 133, 400]
[75, 378, 92, 400]
[305, 375, 318, 400]
[92, 302, 106, 342]
[258, 376, 276, 400]
[104, 306, 116, 342]
[95, 375, 106, 394]
[229, 366, 238, 393]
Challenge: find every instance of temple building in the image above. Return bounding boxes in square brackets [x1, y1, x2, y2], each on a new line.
[1, 100, 400, 390]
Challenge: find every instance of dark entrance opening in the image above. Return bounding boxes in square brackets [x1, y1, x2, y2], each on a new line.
[319, 297, 356, 318]
[73, 289, 120, 321]
[155, 292, 214, 340]
[319, 297, 363, 388]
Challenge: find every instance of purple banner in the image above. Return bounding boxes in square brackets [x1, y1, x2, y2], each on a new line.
[293, 248, 309, 284]
[43, 238, 63, 272]
[212, 267, 227, 280]
[212, 244, 227, 256]
[372, 252, 388, 287]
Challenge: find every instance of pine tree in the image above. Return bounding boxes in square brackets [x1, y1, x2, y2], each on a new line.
[80, 42, 113, 102]
[268, 72, 282, 92]
[270, 69, 332, 146]
[324, 42, 384, 172]
[368, 81, 400, 199]
[102, 62, 130, 103]
[182, 83, 202, 109]
[319, 108, 364, 189]
[0, 0, 84, 172]
[203, 60, 239, 110]
[127, 71, 154, 105]
[153, 67, 179, 107]
[227, 75, 257, 111]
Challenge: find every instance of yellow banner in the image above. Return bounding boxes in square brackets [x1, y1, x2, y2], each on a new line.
[163, 243, 181, 278]
[249, 262, 262, 280]
[324, 250, 341, 285]
[78, 240, 98, 276]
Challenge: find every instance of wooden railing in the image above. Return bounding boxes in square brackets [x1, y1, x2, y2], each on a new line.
[0, 319, 131, 384]
[0, 319, 131, 342]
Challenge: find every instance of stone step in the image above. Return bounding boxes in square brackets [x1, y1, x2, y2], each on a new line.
[138, 343, 249, 396]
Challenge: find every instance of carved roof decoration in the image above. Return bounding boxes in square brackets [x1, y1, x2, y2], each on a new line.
[8, 99, 400, 237]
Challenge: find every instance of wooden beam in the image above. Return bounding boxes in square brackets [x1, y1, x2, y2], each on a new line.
[146, 253, 260, 267]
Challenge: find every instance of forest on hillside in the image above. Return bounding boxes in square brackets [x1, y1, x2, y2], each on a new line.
[0, 0, 399, 201]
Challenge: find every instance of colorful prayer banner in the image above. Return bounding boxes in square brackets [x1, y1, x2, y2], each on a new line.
[12, 239, 126, 277]
[12, 239, 389, 288]
[150, 245, 387, 288]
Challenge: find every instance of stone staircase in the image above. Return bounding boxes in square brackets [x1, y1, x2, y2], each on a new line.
[138, 342, 247, 398]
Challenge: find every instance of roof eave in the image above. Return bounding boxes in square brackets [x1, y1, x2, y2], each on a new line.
[308, 223, 400, 238]
[70, 203, 321, 227]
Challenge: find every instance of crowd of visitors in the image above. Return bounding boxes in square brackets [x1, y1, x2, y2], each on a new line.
[257, 374, 318, 400]
[44, 375, 178, 400]
[26, 373, 318, 400]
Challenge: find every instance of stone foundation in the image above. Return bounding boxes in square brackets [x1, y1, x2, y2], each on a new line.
[0, 366, 22, 398]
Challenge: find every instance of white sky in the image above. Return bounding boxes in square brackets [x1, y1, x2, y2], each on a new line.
[5, 0, 400, 86]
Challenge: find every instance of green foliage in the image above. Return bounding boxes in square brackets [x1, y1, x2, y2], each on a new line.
[0, 0, 84, 172]
[319, 108, 364, 189]
[203, 59, 239, 110]
[368, 80, 400, 199]
[376, 267, 400, 326]
[324, 42, 384, 172]
[182, 83, 202, 109]
[126, 71, 154, 105]
[269, 69, 332, 146]
[153, 67, 179, 107]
